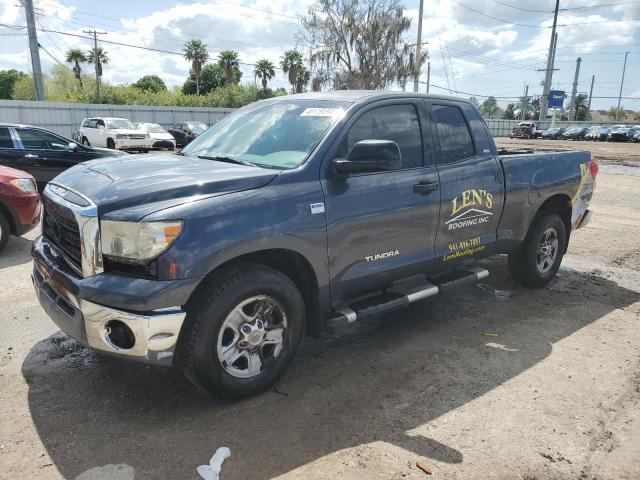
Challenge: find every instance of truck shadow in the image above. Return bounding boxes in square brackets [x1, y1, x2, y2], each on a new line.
[21, 257, 640, 479]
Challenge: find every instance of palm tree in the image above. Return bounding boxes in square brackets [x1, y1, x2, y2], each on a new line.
[86, 47, 109, 78]
[296, 66, 310, 93]
[218, 50, 239, 96]
[183, 39, 209, 99]
[65, 48, 86, 88]
[253, 59, 275, 91]
[281, 50, 304, 94]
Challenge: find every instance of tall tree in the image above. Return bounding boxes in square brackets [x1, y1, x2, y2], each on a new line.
[65, 49, 86, 88]
[468, 97, 480, 108]
[572, 94, 590, 121]
[608, 106, 625, 121]
[281, 50, 304, 94]
[254, 59, 275, 91]
[300, 0, 416, 90]
[503, 103, 516, 120]
[133, 75, 167, 93]
[296, 66, 311, 93]
[480, 96, 498, 119]
[183, 39, 209, 99]
[0, 69, 28, 99]
[218, 50, 240, 96]
[86, 47, 109, 78]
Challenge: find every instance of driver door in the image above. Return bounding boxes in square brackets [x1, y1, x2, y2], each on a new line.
[322, 100, 441, 305]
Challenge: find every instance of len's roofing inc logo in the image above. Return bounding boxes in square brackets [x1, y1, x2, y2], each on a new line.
[446, 189, 494, 231]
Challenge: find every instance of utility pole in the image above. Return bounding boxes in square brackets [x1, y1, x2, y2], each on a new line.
[83, 29, 107, 103]
[568, 57, 582, 121]
[521, 84, 529, 120]
[587, 74, 595, 112]
[413, 0, 425, 92]
[23, 0, 45, 100]
[616, 52, 629, 121]
[539, 0, 560, 121]
[426, 61, 430, 94]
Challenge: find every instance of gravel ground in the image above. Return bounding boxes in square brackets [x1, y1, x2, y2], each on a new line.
[497, 137, 640, 166]
[0, 166, 639, 480]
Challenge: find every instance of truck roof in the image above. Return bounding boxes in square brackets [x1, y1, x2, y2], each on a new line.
[269, 90, 471, 105]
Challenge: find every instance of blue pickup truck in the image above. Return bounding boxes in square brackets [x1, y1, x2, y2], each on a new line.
[32, 91, 597, 398]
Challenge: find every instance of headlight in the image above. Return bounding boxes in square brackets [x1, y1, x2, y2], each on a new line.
[101, 220, 183, 262]
[9, 178, 37, 193]
[116, 134, 128, 139]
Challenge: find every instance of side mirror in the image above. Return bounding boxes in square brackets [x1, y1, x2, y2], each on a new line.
[68, 142, 78, 151]
[332, 140, 402, 175]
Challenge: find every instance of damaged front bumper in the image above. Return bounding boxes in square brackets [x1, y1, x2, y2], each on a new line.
[31, 236, 192, 367]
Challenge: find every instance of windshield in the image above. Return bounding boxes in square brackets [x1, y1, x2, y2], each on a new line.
[145, 124, 167, 133]
[107, 119, 135, 129]
[187, 122, 208, 134]
[182, 100, 349, 169]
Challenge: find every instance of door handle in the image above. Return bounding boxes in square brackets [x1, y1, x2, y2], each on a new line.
[23, 154, 39, 159]
[414, 181, 439, 195]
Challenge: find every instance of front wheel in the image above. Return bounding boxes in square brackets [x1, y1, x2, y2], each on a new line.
[508, 214, 567, 288]
[178, 263, 305, 399]
[0, 212, 9, 252]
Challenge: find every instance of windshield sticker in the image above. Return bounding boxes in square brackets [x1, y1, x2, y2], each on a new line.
[300, 107, 344, 117]
[446, 189, 494, 231]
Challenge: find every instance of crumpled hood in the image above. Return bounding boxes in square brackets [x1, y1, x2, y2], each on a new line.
[50, 153, 279, 217]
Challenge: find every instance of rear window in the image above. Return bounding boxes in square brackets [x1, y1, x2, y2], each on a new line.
[0, 127, 13, 149]
[432, 105, 475, 164]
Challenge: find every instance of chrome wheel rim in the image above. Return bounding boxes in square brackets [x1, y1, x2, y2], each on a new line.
[536, 227, 559, 274]
[216, 295, 287, 379]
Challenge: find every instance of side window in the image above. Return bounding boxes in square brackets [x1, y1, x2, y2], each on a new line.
[431, 105, 474, 164]
[0, 128, 14, 149]
[96, 120, 105, 128]
[338, 104, 423, 169]
[17, 129, 69, 151]
[82, 119, 89, 128]
[462, 104, 495, 155]
[88, 120, 97, 128]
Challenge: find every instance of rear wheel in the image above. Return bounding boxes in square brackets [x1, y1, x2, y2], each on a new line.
[508, 214, 567, 288]
[0, 212, 10, 252]
[107, 138, 115, 149]
[179, 263, 305, 399]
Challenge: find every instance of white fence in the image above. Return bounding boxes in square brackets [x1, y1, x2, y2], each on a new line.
[0, 100, 235, 138]
[2, 99, 639, 140]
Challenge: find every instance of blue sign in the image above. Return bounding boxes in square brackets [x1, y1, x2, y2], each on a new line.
[548, 90, 565, 109]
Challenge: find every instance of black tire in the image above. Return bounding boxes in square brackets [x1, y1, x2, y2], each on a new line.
[178, 263, 305, 399]
[0, 212, 9, 252]
[107, 138, 115, 149]
[508, 214, 567, 288]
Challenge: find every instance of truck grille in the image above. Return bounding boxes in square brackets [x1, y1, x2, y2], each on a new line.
[42, 195, 82, 270]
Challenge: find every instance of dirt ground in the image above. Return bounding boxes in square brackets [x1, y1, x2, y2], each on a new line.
[497, 137, 640, 166]
[1, 166, 639, 479]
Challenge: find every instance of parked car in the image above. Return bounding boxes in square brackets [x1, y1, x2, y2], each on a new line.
[633, 131, 640, 142]
[79, 117, 153, 152]
[33, 92, 597, 399]
[588, 126, 610, 141]
[541, 127, 565, 140]
[168, 121, 208, 147]
[509, 121, 541, 139]
[0, 123, 125, 191]
[136, 123, 176, 150]
[563, 126, 588, 140]
[0, 165, 40, 252]
[608, 126, 637, 142]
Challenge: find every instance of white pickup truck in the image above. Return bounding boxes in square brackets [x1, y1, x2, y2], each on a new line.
[79, 117, 153, 152]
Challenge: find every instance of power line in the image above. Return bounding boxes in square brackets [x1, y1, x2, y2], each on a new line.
[487, 0, 551, 13]
[452, 0, 541, 28]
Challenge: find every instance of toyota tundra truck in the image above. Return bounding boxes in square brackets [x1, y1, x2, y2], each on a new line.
[32, 92, 597, 399]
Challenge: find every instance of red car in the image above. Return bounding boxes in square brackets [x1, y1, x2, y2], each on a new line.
[0, 166, 41, 251]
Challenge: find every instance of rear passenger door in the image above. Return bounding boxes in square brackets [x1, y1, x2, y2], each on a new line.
[427, 100, 504, 265]
[323, 100, 441, 304]
[0, 127, 24, 171]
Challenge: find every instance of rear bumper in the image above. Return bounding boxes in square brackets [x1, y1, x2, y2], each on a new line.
[31, 235, 204, 366]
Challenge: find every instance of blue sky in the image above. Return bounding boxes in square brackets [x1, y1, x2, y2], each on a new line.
[1, 0, 639, 111]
